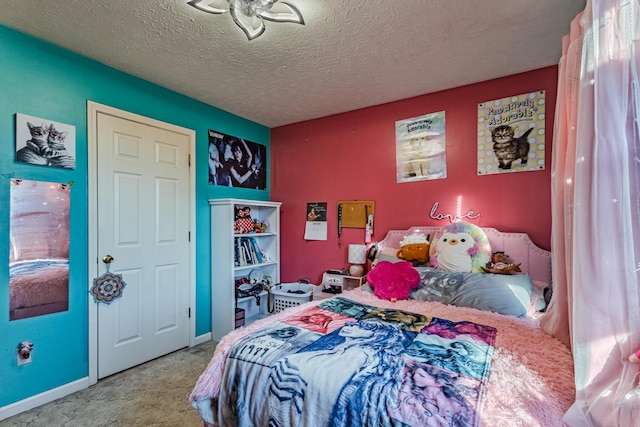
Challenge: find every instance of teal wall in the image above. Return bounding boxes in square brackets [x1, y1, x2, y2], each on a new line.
[0, 25, 269, 407]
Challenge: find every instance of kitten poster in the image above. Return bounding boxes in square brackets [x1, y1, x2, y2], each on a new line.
[9, 179, 70, 320]
[477, 91, 545, 175]
[15, 113, 76, 169]
[395, 111, 447, 183]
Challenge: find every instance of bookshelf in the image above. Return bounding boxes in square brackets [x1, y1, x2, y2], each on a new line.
[209, 198, 281, 341]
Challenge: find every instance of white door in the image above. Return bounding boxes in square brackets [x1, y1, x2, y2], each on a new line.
[96, 112, 191, 378]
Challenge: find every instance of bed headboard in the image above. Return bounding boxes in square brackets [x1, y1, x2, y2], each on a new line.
[376, 226, 552, 285]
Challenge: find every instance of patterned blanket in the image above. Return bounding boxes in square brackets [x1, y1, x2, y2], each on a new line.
[216, 297, 496, 426]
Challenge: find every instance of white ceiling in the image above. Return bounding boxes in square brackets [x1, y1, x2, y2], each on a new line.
[0, 0, 585, 128]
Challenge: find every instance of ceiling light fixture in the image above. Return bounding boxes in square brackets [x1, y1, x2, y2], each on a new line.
[187, 0, 305, 40]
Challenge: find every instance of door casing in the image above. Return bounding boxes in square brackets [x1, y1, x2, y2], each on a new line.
[87, 101, 197, 385]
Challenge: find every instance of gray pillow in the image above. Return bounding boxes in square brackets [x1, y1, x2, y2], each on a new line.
[410, 267, 532, 318]
[376, 253, 402, 263]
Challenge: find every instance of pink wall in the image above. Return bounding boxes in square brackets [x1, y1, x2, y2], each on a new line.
[271, 67, 557, 285]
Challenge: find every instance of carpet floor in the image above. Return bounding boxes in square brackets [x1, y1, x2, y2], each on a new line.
[1, 340, 217, 427]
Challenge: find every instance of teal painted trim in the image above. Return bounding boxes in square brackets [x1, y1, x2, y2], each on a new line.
[0, 25, 270, 407]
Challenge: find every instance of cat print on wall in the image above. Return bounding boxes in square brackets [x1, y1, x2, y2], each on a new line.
[15, 114, 76, 169]
[46, 124, 76, 169]
[16, 121, 50, 166]
[490, 125, 533, 170]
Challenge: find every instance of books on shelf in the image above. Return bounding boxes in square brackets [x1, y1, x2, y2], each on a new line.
[234, 237, 265, 267]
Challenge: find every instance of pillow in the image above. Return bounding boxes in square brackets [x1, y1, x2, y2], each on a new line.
[429, 222, 491, 273]
[372, 247, 401, 265]
[377, 252, 403, 264]
[410, 267, 533, 318]
[532, 280, 550, 312]
[367, 260, 420, 301]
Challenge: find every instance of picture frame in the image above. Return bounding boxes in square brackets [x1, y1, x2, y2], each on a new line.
[15, 113, 76, 169]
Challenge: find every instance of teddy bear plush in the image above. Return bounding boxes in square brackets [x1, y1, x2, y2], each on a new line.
[396, 233, 430, 266]
[366, 260, 420, 302]
[481, 251, 522, 275]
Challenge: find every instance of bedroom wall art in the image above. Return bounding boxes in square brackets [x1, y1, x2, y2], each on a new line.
[395, 111, 446, 183]
[9, 178, 70, 320]
[477, 91, 546, 175]
[15, 113, 76, 169]
[208, 129, 267, 189]
[429, 201, 481, 224]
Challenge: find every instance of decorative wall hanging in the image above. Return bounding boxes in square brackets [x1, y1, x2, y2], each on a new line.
[477, 90, 546, 175]
[208, 129, 267, 190]
[428, 201, 481, 223]
[15, 113, 76, 169]
[396, 111, 447, 183]
[9, 179, 70, 320]
[91, 271, 126, 304]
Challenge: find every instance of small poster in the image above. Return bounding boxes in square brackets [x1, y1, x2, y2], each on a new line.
[477, 91, 546, 175]
[208, 130, 267, 189]
[304, 202, 327, 241]
[396, 111, 447, 183]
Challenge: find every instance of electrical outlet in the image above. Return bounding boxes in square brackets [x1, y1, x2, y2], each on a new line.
[322, 273, 344, 287]
[17, 351, 31, 366]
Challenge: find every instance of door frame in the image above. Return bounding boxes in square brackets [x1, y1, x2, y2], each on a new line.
[87, 101, 196, 385]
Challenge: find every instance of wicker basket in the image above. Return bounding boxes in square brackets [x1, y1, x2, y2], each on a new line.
[269, 280, 314, 313]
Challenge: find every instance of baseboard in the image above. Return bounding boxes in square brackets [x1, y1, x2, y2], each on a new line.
[194, 332, 212, 346]
[0, 377, 89, 421]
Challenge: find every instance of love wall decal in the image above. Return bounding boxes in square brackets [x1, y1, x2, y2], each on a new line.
[429, 201, 481, 223]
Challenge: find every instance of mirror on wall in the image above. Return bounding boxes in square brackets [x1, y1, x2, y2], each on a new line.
[9, 178, 70, 321]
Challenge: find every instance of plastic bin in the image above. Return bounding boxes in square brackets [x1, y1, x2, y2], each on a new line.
[269, 279, 314, 313]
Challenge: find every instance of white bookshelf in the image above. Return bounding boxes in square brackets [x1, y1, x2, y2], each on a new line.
[209, 198, 281, 341]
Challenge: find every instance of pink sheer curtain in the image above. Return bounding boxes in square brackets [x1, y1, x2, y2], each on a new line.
[541, 0, 640, 425]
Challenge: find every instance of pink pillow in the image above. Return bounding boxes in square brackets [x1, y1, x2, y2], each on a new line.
[366, 260, 420, 301]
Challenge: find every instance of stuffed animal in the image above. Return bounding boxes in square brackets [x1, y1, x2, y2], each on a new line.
[253, 221, 267, 233]
[429, 222, 491, 273]
[481, 251, 522, 274]
[234, 206, 254, 233]
[366, 260, 420, 302]
[396, 233, 430, 266]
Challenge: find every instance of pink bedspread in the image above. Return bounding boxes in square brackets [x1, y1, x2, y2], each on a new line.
[190, 288, 575, 426]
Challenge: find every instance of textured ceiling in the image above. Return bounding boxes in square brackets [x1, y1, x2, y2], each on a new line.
[0, 0, 585, 128]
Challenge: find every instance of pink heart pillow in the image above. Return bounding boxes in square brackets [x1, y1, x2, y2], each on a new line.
[367, 260, 420, 301]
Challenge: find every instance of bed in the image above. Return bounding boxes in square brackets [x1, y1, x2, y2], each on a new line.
[190, 225, 574, 426]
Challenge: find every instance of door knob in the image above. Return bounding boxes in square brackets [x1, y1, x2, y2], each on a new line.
[102, 254, 114, 264]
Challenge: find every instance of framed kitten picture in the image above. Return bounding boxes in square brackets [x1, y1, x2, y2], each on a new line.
[477, 91, 546, 175]
[15, 113, 76, 170]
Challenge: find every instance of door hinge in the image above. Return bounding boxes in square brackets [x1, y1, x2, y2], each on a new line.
[188, 307, 191, 318]
[188, 154, 191, 166]
[188, 231, 191, 241]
